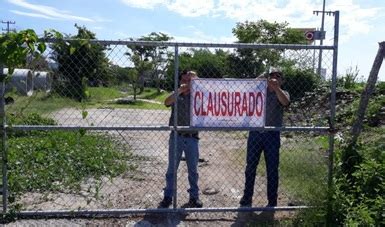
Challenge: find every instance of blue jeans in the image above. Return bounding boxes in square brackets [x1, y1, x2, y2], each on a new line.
[243, 131, 281, 206]
[164, 132, 200, 199]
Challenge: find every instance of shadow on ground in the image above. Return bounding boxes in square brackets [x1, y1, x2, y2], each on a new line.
[231, 211, 276, 227]
[133, 210, 277, 226]
[134, 202, 193, 226]
[134, 212, 188, 227]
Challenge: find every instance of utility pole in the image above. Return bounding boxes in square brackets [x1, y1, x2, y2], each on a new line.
[313, 1, 336, 79]
[1, 20, 16, 33]
[314, 0, 326, 77]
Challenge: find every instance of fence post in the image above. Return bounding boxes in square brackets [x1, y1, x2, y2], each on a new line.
[172, 44, 179, 209]
[327, 10, 339, 224]
[0, 65, 8, 214]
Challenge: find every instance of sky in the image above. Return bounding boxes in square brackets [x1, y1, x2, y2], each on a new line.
[1, 0, 385, 81]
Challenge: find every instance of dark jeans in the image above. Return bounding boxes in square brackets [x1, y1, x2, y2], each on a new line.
[243, 131, 281, 206]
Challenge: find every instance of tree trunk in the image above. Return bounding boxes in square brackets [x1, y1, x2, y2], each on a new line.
[133, 86, 137, 100]
[139, 74, 144, 94]
[350, 41, 385, 145]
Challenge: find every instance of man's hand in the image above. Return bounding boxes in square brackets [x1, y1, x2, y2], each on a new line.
[178, 83, 190, 95]
[268, 78, 279, 91]
[267, 78, 290, 106]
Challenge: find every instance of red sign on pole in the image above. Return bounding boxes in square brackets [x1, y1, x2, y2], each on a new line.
[305, 31, 314, 41]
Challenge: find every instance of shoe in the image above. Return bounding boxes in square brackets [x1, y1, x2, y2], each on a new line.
[158, 196, 172, 208]
[239, 196, 252, 207]
[188, 198, 203, 208]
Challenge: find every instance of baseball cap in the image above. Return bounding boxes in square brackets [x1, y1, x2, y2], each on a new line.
[269, 67, 283, 78]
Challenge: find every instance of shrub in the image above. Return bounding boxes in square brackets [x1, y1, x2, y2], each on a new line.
[8, 131, 129, 197]
[7, 112, 56, 126]
[376, 81, 385, 94]
[330, 136, 385, 226]
[7, 112, 56, 137]
[6, 113, 132, 207]
[336, 66, 363, 91]
[282, 67, 320, 101]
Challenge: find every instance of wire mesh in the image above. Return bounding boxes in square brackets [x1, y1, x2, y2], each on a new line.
[2, 39, 336, 218]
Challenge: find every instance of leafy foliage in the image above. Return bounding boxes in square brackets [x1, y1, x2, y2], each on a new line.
[8, 131, 129, 195]
[230, 20, 307, 77]
[48, 25, 110, 101]
[336, 66, 363, 91]
[331, 137, 385, 226]
[184, 49, 229, 79]
[7, 112, 56, 137]
[0, 29, 46, 75]
[289, 68, 385, 225]
[366, 95, 385, 126]
[376, 81, 385, 94]
[126, 32, 173, 94]
[165, 49, 230, 90]
[6, 113, 131, 204]
[338, 80, 385, 226]
[282, 67, 320, 101]
[7, 112, 56, 126]
[336, 91, 385, 128]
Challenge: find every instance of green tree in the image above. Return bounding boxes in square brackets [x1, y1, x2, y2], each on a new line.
[109, 65, 130, 85]
[49, 24, 110, 101]
[127, 68, 139, 100]
[165, 48, 231, 90]
[282, 66, 320, 101]
[130, 54, 152, 99]
[126, 32, 173, 93]
[189, 49, 230, 78]
[230, 20, 306, 78]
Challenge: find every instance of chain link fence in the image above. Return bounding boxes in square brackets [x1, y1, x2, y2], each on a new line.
[1, 14, 339, 220]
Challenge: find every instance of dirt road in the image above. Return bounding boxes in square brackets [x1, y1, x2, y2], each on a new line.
[12, 107, 291, 226]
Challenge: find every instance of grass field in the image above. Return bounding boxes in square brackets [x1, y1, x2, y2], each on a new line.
[6, 86, 170, 115]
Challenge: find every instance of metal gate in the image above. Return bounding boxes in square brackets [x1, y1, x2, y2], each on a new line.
[1, 12, 339, 220]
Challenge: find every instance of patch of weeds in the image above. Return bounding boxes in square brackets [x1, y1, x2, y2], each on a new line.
[280, 135, 328, 205]
[7, 130, 133, 201]
[6, 112, 56, 137]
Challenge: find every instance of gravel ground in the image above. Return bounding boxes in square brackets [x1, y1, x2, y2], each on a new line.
[6, 108, 294, 226]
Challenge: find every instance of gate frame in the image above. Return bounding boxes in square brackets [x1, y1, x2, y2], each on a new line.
[0, 11, 339, 218]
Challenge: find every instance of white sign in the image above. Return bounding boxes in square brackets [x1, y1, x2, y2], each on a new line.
[190, 78, 267, 127]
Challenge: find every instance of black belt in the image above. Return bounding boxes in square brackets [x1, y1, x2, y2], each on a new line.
[177, 132, 199, 138]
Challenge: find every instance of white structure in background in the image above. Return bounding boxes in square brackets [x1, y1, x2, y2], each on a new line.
[33, 71, 52, 93]
[320, 68, 327, 80]
[4, 68, 34, 96]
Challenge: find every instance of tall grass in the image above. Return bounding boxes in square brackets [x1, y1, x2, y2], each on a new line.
[280, 135, 329, 205]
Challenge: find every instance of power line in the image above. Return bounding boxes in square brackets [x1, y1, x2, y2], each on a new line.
[1, 20, 16, 33]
